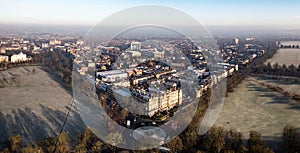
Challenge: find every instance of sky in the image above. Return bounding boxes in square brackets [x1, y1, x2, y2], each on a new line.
[0, 0, 300, 29]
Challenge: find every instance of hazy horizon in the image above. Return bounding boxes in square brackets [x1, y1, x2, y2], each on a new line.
[1, 0, 300, 29]
[1, 24, 300, 37]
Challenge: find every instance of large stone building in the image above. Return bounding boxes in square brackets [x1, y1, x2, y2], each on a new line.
[113, 86, 182, 117]
[10, 52, 27, 63]
[145, 86, 182, 117]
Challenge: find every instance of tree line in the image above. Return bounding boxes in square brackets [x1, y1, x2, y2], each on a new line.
[35, 49, 74, 88]
[253, 62, 300, 78]
[279, 45, 300, 49]
[1, 124, 298, 153]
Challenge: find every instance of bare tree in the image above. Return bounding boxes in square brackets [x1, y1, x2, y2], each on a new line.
[1, 78, 6, 87]
[165, 136, 183, 152]
[9, 79, 13, 87]
[282, 125, 297, 153]
[9, 135, 22, 152]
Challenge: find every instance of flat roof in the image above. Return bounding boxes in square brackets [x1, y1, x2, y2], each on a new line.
[96, 70, 124, 75]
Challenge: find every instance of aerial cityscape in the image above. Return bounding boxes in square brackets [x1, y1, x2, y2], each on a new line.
[0, 1, 300, 153]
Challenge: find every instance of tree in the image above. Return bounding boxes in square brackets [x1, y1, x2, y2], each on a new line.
[91, 141, 102, 152]
[105, 132, 123, 152]
[226, 130, 243, 152]
[273, 63, 279, 69]
[21, 144, 44, 153]
[9, 134, 22, 152]
[282, 125, 297, 153]
[288, 64, 297, 76]
[0, 79, 5, 88]
[281, 64, 288, 76]
[202, 127, 225, 153]
[213, 136, 225, 153]
[75, 127, 99, 152]
[181, 128, 198, 150]
[119, 109, 128, 123]
[266, 62, 272, 74]
[9, 80, 13, 87]
[237, 145, 248, 153]
[2, 78, 6, 87]
[273, 63, 280, 75]
[55, 132, 71, 153]
[248, 131, 264, 148]
[247, 131, 273, 153]
[165, 136, 183, 152]
[74, 143, 86, 153]
[212, 127, 225, 153]
[0, 148, 10, 153]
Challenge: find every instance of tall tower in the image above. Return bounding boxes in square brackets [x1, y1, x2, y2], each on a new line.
[234, 37, 239, 45]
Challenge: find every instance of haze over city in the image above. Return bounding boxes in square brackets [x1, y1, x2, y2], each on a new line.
[1, 0, 300, 35]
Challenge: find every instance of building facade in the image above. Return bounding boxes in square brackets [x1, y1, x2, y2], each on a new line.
[10, 52, 27, 63]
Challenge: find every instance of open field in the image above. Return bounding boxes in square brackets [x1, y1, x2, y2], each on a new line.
[0, 66, 84, 147]
[280, 41, 300, 46]
[215, 76, 300, 151]
[265, 48, 300, 66]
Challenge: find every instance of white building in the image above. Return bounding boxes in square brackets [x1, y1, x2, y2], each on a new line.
[42, 43, 49, 48]
[10, 52, 27, 63]
[49, 39, 61, 45]
[96, 70, 129, 85]
[130, 42, 141, 51]
[234, 37, 239, 45]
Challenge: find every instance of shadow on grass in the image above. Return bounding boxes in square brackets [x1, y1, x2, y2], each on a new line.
[246, 82, 271, 92]
[262, 135, 283, 153]
[0, 105, 84, 149]
[259, 76, 300, 84]
[246, 80, 300, 111]
[39, 66, 73, 96]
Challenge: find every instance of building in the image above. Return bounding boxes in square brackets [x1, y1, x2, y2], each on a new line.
[96, 70, 129, 86]
[130, 42, 141, 51]
[88, 62, 96, 68]
[133, 86, 182, 117]
[234, 37, 239, 45]
[0, 46, 6, 54]
[0, 55, 8, 63]
[49, 39, 61, 45]
[153, 51, 164, 58]
[10, 52, 27, 63]
[42, 43, 49, 48]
